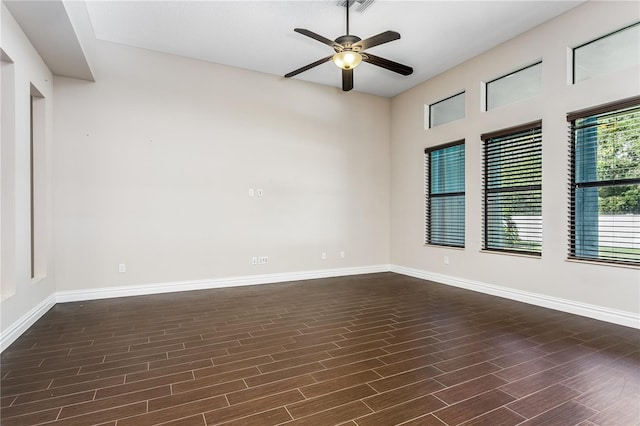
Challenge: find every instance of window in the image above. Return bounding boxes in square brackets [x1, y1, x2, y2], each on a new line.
[573, 23, 640, 83]
[482, 122, 542, 255]
[428, 92, 465, 128]
[568, 96, 640, 265]
[425, 141, 465, 247]
[486, 62, 542, 110]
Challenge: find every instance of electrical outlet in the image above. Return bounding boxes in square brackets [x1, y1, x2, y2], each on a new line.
[257, 188, 264, 197]
[321, 252, 327, 260]
[258, 256, 269, 264]
[444, 256, 450, 265]
[339, 251, 345, 259]
[252, 257, 258, 265]
[118, 263, 126, 273]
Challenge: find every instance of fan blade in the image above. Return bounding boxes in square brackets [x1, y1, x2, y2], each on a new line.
[294, 28, 342, 51]
[285, 56, 333, 78]
[353, 30, 400, 51]
[342, 68, 353, 91]
[362, 53, 413, 76]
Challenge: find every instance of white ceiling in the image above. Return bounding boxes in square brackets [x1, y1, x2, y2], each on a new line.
[8, 0, 586, 98]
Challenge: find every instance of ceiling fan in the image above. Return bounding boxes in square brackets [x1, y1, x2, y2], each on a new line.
[284, 1, 413, 92]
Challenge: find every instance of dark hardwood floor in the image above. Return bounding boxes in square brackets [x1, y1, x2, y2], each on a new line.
[1, 272, 639, 425]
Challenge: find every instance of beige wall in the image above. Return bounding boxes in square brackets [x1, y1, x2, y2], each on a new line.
[53, 41, 391, 292]
[390, 1, 640, 316]
[1, 3, 55, 337]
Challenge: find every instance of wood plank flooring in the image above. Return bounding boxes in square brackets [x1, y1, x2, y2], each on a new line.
[1, 272, 639, 425]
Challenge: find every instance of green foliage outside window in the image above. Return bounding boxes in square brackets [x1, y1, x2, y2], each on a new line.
[596, 110, 640, 214]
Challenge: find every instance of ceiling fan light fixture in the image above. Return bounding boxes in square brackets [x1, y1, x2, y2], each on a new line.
[285, 3, 413, 91]
[332, 51, 362, 70]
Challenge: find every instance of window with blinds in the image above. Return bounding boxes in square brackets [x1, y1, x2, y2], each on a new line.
[425, 141, 465, 247]
[482, 122, 542, 255]
[568, 96, 640, 265]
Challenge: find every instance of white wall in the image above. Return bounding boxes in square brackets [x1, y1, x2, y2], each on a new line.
[53, 40, 391, 292]
[390, 1, 640, 319]
[0, 3, 55, 340]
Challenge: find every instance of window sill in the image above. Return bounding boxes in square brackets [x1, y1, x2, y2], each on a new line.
[424, 244, 465, 251]
[480, 249, 541, 260]
[565, 258, 640, 270]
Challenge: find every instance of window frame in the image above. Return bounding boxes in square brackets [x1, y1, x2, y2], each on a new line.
[481, 120, 543, 256]
[424, 140, 466, 248]
[568, 95, 640, 266]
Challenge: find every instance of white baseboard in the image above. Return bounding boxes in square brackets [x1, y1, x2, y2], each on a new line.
[3, 263, 638, 353]
[55, 265, 391, 303]
[0, 293, 56, 353]
[390, 265, 640, 329]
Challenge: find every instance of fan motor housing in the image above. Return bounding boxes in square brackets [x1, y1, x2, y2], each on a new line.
[335, 35, 362, 50]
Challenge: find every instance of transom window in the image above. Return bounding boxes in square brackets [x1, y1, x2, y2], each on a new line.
[486, 62, 542, 110]
[428, 92, 465, 128]
[573, 23, 640, 83]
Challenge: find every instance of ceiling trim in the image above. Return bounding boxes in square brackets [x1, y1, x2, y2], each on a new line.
[4, 0, 95, 81]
